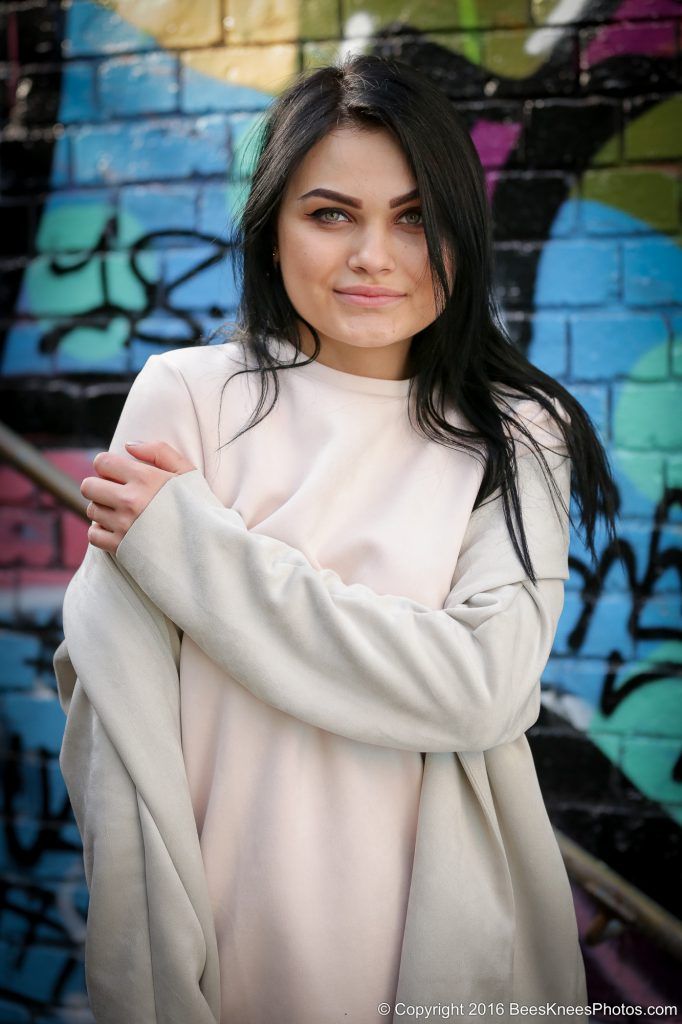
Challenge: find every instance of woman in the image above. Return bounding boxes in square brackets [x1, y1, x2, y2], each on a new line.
[59, 54, 618, 1023]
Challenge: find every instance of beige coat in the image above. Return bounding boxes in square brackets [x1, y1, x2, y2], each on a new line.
[54, 360, 587, 1023]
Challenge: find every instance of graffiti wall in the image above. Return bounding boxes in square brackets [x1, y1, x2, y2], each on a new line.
[0, 0, 680, 1019]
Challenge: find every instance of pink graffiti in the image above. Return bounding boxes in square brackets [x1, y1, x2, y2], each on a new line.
[584, 7, 677, 67]
[470, 119, 523, 204]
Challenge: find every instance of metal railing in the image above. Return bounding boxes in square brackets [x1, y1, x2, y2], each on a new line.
[2, 417, 681, 964]
[0, 420, 87, 516]
[557, 828, 682, 962]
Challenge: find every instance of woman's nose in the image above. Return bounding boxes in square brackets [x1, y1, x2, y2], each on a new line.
[347, 227, 396, 274]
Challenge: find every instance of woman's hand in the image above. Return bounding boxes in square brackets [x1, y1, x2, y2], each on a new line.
[81, 440, 197, 555]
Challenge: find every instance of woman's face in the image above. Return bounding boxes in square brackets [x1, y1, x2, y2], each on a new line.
[274, 126, 451, 370]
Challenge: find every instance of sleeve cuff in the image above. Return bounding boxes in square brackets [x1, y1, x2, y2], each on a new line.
[115, 468, 245, 570]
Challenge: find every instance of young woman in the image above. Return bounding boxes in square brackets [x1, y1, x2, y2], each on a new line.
[67, 54, 618, 1022]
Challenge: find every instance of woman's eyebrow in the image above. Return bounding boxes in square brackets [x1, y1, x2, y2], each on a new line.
[297, 187, 419, 209]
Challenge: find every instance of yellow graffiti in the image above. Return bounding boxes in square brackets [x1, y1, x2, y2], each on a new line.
[103, 0, 299, 93]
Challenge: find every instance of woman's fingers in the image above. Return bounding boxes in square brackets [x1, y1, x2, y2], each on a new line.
[80, 450, 177, 551]
[92, 450, 138, 482]
[87, 521, 119, 553]
[81, 475, 140, 516]
[85, 500, 117, 532]
[80, 474, 119, 505]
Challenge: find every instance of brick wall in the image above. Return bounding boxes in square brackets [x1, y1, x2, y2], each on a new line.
[1, 0, 680, 1019]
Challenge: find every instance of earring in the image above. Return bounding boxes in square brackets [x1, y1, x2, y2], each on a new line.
[272, 246, 279, 260]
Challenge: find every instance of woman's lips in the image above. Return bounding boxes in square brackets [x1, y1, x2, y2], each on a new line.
[333, 290, 406, 307]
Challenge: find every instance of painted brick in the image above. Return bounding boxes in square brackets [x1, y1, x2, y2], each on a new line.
[163, 248, 240, 311]
[1, 876, 88, 945]
[524, 99, 621, 170]
[0, 998, 31, 1022]
[50, 132, 71, 187]
[569, 313, 668, 380]
[526, 313, 569, 376]
[470, 109, 524, 169]
[197, 182, 248, 241]
[1, 322, 55, 376]
[554, 590, 633, 659]
[563, 384, 609, 437]
[482, 28, 577, 95]
[634, 603, 682, 664]
[567, 512, 639, 596]
[657, 524, 682, 588]
[666, 455, 682, 525]
[0, 632, 41, 691]
[624, 96, 682, 161]
[0, 511, 56, 568]
[16, 578, 72, 628]
[0, 201, 33, 259]
[621, 738, 682, 810]
[535, 240, 620, 307]
[98, 53, 179, 117]
[59, 508, 90, 571]
[118, 184, 198, 247]
[180, 47, 296, 112]
[581, 169, 679, 235]
[1, 695, 65, 757]
[673, 312, 682, 377]
[72, 116, 230, 184]
[0, 467, 34, 505]
[0, 937, 87, 1008]
[618, 520, 680, 591]
[623, 237, 682, 306]
[342, 0, 528, 31]
[300, 0, 341, 37]
[35, 188, 116, 253]
[495, 173, 578, 240]
[302, 40, 348, 72]
[50, 321, 132, 374]
[578, 20, 678, 93]
[13, 68, 65, 130]
[63, 0, 157, 57]
[613, 382, 682, 450]
[0, 817, 84, 880]
[533, 0, 679, 24]
[226, 111, 269, 181]
[130, 314, 198, 349]
[57, 61, 98, 124]
[181, 62, 274, 115]
[610, 449, 666, 518]
[2, 756, 70, 821]
[17, 251, 159, 318]
[543, 657, 610, 714]
[223, 0, 298, 43]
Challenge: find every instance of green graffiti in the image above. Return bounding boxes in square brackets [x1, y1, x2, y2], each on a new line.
[60, 316, 131, 364]
[24, 247, 159, 317]
[36, 200, 114, 253]
[613, 360, 682, 453]
[589, 642, 682, 826]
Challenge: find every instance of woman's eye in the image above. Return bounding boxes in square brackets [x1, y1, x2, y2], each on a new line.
[310, 207, 350, 224]
[308, 207, 423, 226]
[400, 208, 423, 226]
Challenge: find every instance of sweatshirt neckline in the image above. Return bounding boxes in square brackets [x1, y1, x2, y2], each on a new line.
[267, 336, 414, 397]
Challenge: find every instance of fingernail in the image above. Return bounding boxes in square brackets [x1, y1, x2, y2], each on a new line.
[125, 440, 144, 446]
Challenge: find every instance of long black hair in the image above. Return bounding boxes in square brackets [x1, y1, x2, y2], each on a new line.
[209, 52, 620, 585]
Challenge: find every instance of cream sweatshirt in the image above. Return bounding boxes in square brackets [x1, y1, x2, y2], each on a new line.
[54, 336, 587, 1024]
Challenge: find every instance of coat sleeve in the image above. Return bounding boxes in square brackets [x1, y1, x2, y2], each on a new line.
[55, 351, 201, 713]
[113, 353, 572, 754]
[53, 354, 223, 1022]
